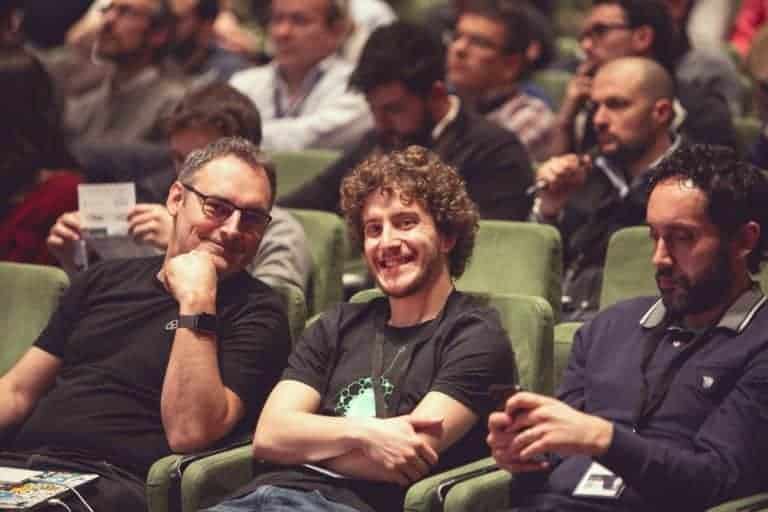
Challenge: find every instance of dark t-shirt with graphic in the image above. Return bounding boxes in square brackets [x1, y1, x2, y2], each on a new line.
[240, 290, 517, 512]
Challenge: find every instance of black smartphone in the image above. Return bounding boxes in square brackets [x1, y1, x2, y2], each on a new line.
[489, 383, 522, 410]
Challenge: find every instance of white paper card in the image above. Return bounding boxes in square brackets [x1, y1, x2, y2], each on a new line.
[78, 182, 136, 237]
[0, 468, 40, 484]
[572, 462, 625, 499]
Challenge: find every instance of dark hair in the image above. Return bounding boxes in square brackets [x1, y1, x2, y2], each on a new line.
[349, 21, 445, 97]
[160, 82, 262, 144]
[268, 0, 346, 28]
[650, 145, 768, 273]
[593, 0, 680, 71]
[0, 47, 78, 206]
[463, 0, 533, 55]
[340, 145, 479, 278]
[149, 0, 174, 27]
[178, 136, 277, 206]
[195, 0, 220, 21]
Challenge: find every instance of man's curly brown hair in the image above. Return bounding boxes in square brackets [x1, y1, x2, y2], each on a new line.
[340, 146, 480, 278]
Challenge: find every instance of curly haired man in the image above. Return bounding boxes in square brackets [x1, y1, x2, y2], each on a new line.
[203, 146, 518, 512]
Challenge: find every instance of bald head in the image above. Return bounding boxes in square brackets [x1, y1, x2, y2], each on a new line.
[596, 56, 674, 103]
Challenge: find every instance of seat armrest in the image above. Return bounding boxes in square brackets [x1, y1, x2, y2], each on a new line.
[181, 445, 259, 512]
[443, 468, 513, 512]
[707, 494, 768, 512]
[404, 457, 499, 512]
[147, 454, 184, 512]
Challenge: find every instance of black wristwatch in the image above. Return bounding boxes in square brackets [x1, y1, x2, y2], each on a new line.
[177, 313, 218, 334]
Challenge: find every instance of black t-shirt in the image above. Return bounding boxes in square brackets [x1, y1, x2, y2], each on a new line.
[10, 256, 290, 478]
[242, 291, 518, 512]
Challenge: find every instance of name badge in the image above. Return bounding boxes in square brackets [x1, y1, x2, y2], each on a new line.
[572, 461, 625, 499]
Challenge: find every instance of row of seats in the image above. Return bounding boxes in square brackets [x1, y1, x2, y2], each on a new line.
[5, 222, 768, 511]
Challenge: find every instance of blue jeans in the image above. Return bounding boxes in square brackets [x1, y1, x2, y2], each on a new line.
[201, 485, 361, 512]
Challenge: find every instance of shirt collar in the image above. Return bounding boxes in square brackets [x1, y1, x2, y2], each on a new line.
[639, 282, 767, 333]
[108, 66, 159, 95]
[432, 95, 460, 141]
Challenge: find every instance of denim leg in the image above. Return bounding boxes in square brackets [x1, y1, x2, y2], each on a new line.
[200, 485, 361, 512]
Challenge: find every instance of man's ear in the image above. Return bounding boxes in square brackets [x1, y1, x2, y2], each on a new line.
[426, 81, 449, 113]
[440, 233, 457, 254]
[166, 181, 184, 216]
[501, 53, 524, 83]
[652, 98, 674, 126]
[734, 221, 761, 262]
[631, 25, 654, 55]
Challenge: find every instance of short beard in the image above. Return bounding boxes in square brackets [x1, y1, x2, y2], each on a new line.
[377, 117, 435, 153]
[657, 244, 733, 319]
[602, 137, 649, 169]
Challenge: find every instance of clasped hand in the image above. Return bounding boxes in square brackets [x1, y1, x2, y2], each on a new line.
[487, 392, 613, 473]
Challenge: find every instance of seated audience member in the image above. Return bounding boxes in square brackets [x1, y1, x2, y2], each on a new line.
[662, 0, 746, 116]
[532, 57, 679, 320]
[550, 0, 737, 156]
[446, 0, 555, 161]
[165, 0, 250, 85]
[686, 0, 739, 51]
[229, 0, 372, 151]
[280, 21, 534, 221]
[730, 0, 768, 58]
[745, 27, 768, 169]
[48, 82, 312, 293]
[338, 0, 397, 63]
[0, 137, 290, 511]
[489, 144, 768, 511]
[64, 0, 187, 144]
[203, 145, 517, 512]
[0, 47, 81, 265]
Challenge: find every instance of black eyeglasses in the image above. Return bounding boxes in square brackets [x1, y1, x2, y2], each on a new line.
[443, 29, 505, 53]
[579, 22, 631, 42]
[182, 183, 272, 232]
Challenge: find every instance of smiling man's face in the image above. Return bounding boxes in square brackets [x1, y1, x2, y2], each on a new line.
[165, 154, 272, 277]
[361, 187, 453, 298]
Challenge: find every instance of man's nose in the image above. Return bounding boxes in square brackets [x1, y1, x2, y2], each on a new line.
[652, 237, 673, 268]
[220, 210, 245, 235]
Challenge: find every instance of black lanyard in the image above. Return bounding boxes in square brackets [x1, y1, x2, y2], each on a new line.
[370, 330, 414, 418]
[273, 69, 325, 119]
[632, 325, 715, 432]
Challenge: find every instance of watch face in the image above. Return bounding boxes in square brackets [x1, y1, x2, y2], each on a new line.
[196, 313, 217, 333]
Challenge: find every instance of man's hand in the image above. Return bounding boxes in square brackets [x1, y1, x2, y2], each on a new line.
[559, 62, 595, 121]
[535, 154, 592, 219]
[162, 251, 218, 313]
[128, 204, 173, 250]
[354, 415, 442, 485]
[46, 211, 83, 270]
[488, 392, 612, 473]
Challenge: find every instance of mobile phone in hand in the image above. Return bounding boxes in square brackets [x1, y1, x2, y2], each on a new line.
[489, 383, 522, 410]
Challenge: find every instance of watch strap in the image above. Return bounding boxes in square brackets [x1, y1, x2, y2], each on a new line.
[177, 313, 218, 334]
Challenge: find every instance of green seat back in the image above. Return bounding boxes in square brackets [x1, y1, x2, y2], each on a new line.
[456, 221, 562, 318]
[0, 262, 69, 374]
[350, 289, 555, 395]
[270, 282, 307, 345]
[734, 116, 762, 155]
[553, 321, 583, 392]
[530, 69, 573, 110]
[287, 209, 346, 316]
[270, 149, 340, 200]
[599, 226, 656, 309]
